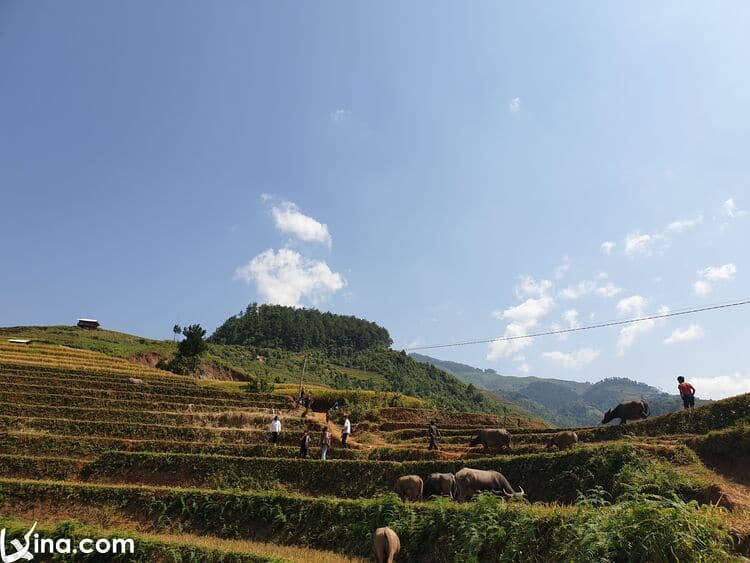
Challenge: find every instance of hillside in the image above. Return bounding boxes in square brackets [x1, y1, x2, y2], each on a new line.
[209, 303, 393, 352]
[411, 353, 711, 427]
[0, 338, 748, 561]
[0, 325, 545, 422]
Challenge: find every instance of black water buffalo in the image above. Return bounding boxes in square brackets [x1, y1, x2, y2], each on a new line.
[454, 467, 524, 502]
[601, 400, 650, 425]
[469, 429, 512, 451]
[423, 472, 455, 499]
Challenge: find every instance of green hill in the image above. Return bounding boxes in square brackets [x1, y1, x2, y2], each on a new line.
[410, 353, 710, 427]
[0, 324, 545, 422]
[0, 330, 748, 560]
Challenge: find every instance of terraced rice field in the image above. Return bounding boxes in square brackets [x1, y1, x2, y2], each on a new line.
[1, 341, 749, 561]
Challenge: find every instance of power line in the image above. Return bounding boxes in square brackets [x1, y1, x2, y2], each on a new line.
[403, 298, 750, 352]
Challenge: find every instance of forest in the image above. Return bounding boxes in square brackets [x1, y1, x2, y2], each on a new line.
[210, 303, 393, 353]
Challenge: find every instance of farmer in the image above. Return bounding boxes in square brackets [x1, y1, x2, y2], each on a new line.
[302, 393, 313, 418]
[269, 415, 282, 446]
[320, 426, 332, 460]
[677, 376, 696, 410]
[299, 430, 310, 458]
[341, 413, 352, 449]
[428, 420, 441, 451]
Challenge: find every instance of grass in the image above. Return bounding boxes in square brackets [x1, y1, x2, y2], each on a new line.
[0, 478, 739, 562]
[1, 327, 749, 560]
[0, 516, 367, 563]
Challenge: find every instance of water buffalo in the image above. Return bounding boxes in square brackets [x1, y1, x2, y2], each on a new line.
[469, 429, 512, 451]
[454, 467, 524, 502]
[373, 527, 400, 563]
[394, 475, 423, 502]
[546, 431, 578, 450]
[601, 400, 650, 425]
[423, 472, 455, 499]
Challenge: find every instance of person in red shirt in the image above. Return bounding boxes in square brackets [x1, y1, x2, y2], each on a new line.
[677, 376, 696, 409]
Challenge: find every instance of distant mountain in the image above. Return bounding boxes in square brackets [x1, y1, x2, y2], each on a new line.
[409, 353, 710, 427]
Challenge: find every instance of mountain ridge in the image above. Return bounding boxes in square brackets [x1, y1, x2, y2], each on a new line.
[410, 352, 710, 427]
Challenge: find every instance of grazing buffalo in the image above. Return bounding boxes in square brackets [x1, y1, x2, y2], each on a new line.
[454, 467, 524, 502]
[394, 475, 423, 502]
[423, 472, 455, 499]
[373, 527, 400, 563]
[546, 431, 578, 450]
[469, 429, 512, 451]
[601, 400, 650, 425]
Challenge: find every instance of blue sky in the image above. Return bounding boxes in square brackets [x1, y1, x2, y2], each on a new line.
[2, 2, 749, 398]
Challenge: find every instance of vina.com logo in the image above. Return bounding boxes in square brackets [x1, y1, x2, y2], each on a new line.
[0, 522, 135, 561]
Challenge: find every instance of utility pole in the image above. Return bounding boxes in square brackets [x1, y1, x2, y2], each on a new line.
[298, 351, 308, 400]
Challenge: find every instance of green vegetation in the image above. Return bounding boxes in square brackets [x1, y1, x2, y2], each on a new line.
[77, 444, 714, 503]
[0, 479, 737, 562]
[0, 518, 285, 562]
[164, 323, 209, 374]
[413, 353, 712, 426]
[1, 326, 749, 560]
[210, 303, 393, 353]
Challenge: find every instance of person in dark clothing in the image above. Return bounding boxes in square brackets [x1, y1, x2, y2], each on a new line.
[302, 394, 313, 417]
[428, 420, 441, 450]
[299, 431, 310, 458]
[677, 376, 696, 409]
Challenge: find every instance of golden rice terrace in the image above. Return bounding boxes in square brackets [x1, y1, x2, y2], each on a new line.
[0, 338, 749, 562]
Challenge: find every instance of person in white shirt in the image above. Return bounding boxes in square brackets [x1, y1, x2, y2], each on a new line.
[269, 415, 281, 446]
[341, 415, 351, 449]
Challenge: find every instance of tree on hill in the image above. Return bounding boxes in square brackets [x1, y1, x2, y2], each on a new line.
[210, 303, 393, 353]
[165, 323, 207, 375]
[172, 324, 182, 342]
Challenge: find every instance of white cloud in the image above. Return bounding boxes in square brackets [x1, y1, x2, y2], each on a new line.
[693, 280, 711, 297]
[509, 97, 521, 113]
[563, 309, 580, 329]
[689, 373, 750, 400]
[596, 282, 623, 298]
[555, 256, 571, 279]
[495, 295, 554, 327]
[406, 338, 424, 349]
[615, 295, 669, 355]
[667, 215, 703, 233]
[722, 198, 747, 219]
[601, 241, 616, 255]
[560, 272, 622, 300]
[235, 248, 346, 307]
[693, 263, 737, 296]
[624, 231, 667, 257]
[701, 263, 737, 281]
[330, 109, 352, 123]
[560, 280, 596, 300]
[486, 323, 533, 360]
[489, 277, 554, 361]
[616, 295, 647, 317]
[542, 348, 600, 370]
[517, 362, 531, 374]
[271, 201, 332, 247]
[664, 324, 704, 345]
[515, 275, 553, 298]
